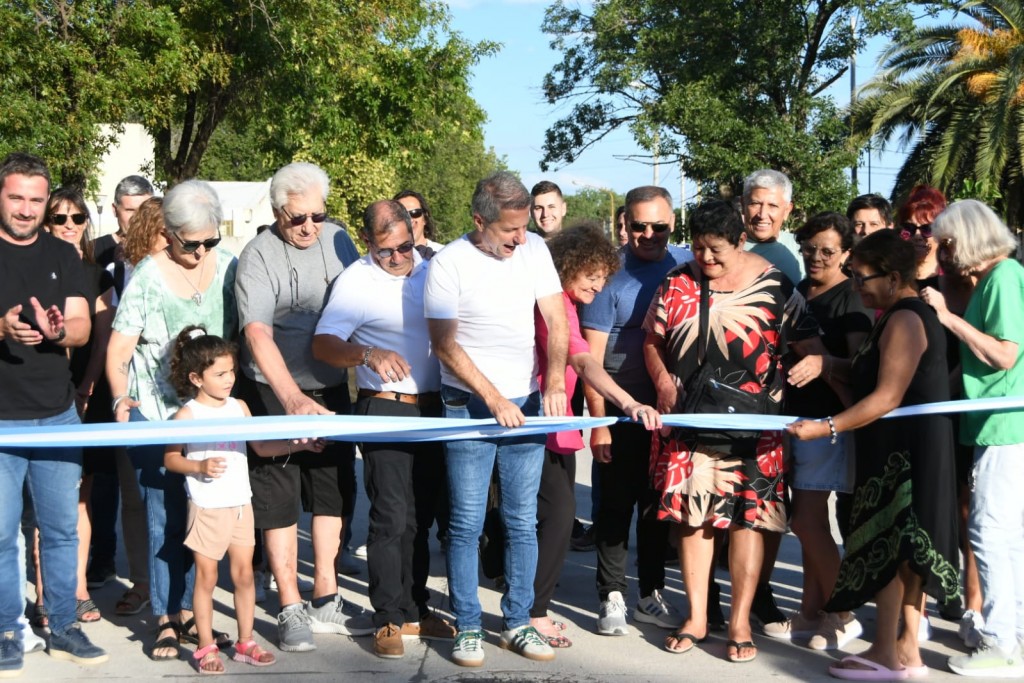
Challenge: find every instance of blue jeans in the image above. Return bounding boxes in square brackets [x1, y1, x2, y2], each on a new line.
[0, 404, 82, 635]
[441, 385, 545, 632]
[970, 444, 1024, 650]
[128, 408, 194, 616]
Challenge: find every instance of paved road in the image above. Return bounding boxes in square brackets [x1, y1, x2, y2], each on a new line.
[20, 450, 987, 682]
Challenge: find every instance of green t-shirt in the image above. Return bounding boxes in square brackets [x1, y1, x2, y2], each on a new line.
[961, 258, 1024, 445]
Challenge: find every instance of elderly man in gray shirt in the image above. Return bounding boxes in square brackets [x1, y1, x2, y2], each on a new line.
[235, 162, 369, 653]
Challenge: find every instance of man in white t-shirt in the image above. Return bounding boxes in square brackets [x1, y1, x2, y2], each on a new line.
[424, 172, 569, 667]
[312, 200, 455, 660]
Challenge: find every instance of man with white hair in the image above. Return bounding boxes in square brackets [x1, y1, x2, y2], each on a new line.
[741, 169, 803, 284]
[235, 162, 369, 653]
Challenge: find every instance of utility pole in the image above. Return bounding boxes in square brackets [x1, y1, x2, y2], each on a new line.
[850, 13, 858, 191]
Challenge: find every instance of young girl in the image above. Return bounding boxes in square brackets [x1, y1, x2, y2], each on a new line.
[164, 326, 323, 674]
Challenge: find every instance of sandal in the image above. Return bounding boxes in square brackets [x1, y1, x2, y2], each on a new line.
[76, 598, 101, 623]
[193, 643, 224, 675]
[233, 639, 276, 667]
[543, 632, 573, 648]
[150, 621, 181, 661]
[179, 617, 233, 649]
[664, 630, 705, 654]
[726, 639, 758, 663]
[32, 604, 48, 628]
[115, 589, 150, 616]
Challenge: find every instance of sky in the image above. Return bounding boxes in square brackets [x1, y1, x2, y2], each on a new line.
[443, 0, 913, 207]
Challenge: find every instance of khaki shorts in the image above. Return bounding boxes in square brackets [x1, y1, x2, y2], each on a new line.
[184, 501, 255, 561]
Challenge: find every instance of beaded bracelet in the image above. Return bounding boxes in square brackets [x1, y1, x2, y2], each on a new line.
[826, 416, 838, 445]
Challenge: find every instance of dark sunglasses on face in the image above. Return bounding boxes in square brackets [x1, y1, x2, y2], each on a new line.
[173, 231, 221, 254]
[900, 222, 932, 240]
[282, 207, 328, 227]
[407, 208, 424, 219]
[629, 221, 671, 234]
[375, 241, 415, 259]
[49, 213, 88, 226]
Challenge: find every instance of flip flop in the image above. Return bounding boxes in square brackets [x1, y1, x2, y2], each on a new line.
[727, 639, 758, 663]
[828, 654, 909, 680]
[665, 631, 705, 654]
[903, 664, 928, 679]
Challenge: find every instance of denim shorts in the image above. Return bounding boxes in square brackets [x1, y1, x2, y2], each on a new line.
[791, 431, 855, 493]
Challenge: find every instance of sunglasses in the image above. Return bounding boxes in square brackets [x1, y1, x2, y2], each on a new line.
[629, 221, 671, 234]
[374, 241, 415, 259]
[172, 231, 221, 254]
[281, 207, 328, 227]
[50, 213, 88, 226]
[900, 222, 932, 240]
[799, 244, 841, 260]
[407, 208, 424, 219]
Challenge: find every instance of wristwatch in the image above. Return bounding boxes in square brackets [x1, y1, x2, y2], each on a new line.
[54, 327, 66, 343]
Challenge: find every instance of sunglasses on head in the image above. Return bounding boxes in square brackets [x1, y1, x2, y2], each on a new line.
[900, 222, 932, 240]
[374, 241, 415, 259]
[49, 213, 87, 226]
[172, 231, 221, 254]
[629, 221, 671, 234]
[407, 208, 424, 219]
[281, 207, 328, 227]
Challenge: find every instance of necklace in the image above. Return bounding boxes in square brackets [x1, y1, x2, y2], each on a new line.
[174, 254, 208, 305]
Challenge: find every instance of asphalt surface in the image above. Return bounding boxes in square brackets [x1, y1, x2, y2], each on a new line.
[18, 449, 992, 682]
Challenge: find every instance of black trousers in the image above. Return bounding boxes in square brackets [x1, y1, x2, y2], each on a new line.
[356, 396, 445, 628]
[595, 422, 668, 601]
[531, 449, 576, 618]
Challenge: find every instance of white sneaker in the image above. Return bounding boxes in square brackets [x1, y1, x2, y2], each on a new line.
[451, 630, 485, 667]
[808, 612, 864, 651]
[597, 591, 630, 636]
[918, 614, 932, 642]
[18, 617, 43, 655]
[265, 572, 315, 593]
[305, 594, 374, 636]
[634, 589, 683, 629]
[959, 609, 985, 649]
[354, 545, 368, 559]
[499, 625, 554, 662]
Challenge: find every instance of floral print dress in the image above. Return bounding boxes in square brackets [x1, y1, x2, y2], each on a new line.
[643, 262, 818, 531]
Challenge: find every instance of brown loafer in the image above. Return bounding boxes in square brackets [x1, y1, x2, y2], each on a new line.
[374, 624, 404, 659]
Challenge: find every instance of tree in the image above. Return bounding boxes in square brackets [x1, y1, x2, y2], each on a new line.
[564, 187, 623, 229]
[540, 0, 921, 218]
[852, 0, 1024, 223]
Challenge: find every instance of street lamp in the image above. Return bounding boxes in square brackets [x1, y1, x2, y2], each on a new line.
[95, 194, 107, 234]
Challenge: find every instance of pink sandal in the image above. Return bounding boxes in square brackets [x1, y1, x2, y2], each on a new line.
[193, 643, 224, 675]
[233, 639, 276, 667]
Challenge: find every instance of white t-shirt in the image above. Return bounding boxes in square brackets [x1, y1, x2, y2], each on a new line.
[315, 250, 440, 393]
[424, 232, 562, 398]
[182, 397, 252, 508]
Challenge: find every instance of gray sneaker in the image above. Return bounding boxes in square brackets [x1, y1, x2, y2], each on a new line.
[305, 595, 374, 636]
[277, 603, 316, 652]
[597, 591, 630, 636]
[949, 641, 1024, 678]
[634, 589, 683, 630]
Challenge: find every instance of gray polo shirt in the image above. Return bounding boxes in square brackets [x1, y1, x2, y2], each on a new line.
[236, 222, 359, 389]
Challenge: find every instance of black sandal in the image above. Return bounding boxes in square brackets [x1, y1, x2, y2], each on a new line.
[150, 621, 181, 661]
[179, 617, 233, 648]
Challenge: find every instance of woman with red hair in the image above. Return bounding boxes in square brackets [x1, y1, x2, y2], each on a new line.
[898, 186, 947, 289]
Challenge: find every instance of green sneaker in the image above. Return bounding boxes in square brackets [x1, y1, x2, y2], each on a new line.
[948, 642, 1024, 678]
[451, 630, 485, 667]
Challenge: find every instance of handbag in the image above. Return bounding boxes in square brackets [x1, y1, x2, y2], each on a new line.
[677, 268, 774, 454]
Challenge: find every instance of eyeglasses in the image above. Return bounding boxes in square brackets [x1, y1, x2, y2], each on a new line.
[799, 244, 841, 260]
[848, 270, 887, 287]
[281, 206, 328, 227]
[629, 221, 671, 233]
[407, 208, 424, 219]
[172, 231, 221, 254]
[900, 222, 932, 240]
[374, 241, 415, 260]
[49, 213, 87, 226]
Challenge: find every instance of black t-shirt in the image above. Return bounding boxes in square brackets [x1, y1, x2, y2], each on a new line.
[0, 232, 89, 418]
[785, 278, 874, 417]
[92, 233, 118, 269]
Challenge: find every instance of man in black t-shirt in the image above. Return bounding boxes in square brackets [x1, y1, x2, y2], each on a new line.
[91, 175, 153, 290]
[0, 153, 107, 676]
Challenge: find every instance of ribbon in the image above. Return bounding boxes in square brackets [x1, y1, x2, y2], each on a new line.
[2, 395, 1022, 449]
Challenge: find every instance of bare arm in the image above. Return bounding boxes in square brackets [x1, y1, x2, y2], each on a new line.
[311, 334, 411, 383]
[582, 328, 613, 462]
[428, 317, 524, 427]
[788, 309, 926, 440]
[244, 321, 332, 415]
[572, 350, 660, 430]
[164, 406, 227, 477]
[106, 329, 141, 422]
[922, 285, 1018, 370]
[234, 399, 327, 457]
[536, 292, 569, 417]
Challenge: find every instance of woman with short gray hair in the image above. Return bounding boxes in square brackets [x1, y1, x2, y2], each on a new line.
[106, 178, 238, 661]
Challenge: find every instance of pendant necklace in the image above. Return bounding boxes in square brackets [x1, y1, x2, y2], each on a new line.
[175, 255, 208, 305]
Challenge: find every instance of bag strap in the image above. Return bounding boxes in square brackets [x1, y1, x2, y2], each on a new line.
[697, 264, 709, 365]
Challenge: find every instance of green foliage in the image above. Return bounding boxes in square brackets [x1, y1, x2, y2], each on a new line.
[540, 0, 918, 216]
[564, 187, 623, 230]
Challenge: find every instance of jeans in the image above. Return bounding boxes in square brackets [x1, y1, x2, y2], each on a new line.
[128, 408, 194, 616]
[0, 404, 82, 635]
[970, 444, 1024, 650]
[442, 385, 545, 632]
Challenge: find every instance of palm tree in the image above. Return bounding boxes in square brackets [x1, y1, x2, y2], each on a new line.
[853, 0, 1024, 223]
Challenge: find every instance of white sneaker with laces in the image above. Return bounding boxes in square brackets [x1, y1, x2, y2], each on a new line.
[959, 609, 985, 649]
[18, 617, 43, 655]
[634, 589, 683, 629]
[265, 572, 314, 593]
[499, 625, 554, 661]
[808, 612, 864, 651]
[597, 591, 630, 636]
[452, 630, 485, 667]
